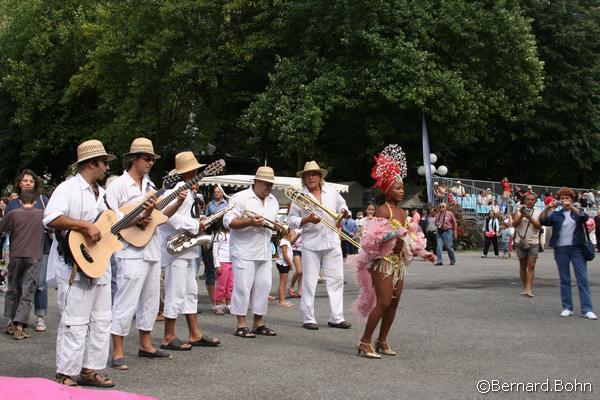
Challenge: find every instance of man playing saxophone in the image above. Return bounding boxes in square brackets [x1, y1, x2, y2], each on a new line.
[288, 161, 352, 330]
[158, 151, 221, 351]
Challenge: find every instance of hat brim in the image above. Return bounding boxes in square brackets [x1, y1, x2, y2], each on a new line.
[296, 168, 328, 179]
[123, 151, 161, 160]
[175, 161, 206, 175]
[73, 153, 117, 167]
[255, 177, 276, 184]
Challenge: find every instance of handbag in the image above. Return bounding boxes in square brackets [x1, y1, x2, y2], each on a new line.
[485, 231, 496, 238]
[581, 225, 595, 261]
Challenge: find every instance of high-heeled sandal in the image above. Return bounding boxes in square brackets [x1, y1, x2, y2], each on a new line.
[375, 341, 397, 356]
[357, 342, 382, 359]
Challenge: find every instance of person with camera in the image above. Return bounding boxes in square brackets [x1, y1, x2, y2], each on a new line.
[540, 187, 597, 320]
[434, 203, 457, 266]
[512, 192, 541, 297]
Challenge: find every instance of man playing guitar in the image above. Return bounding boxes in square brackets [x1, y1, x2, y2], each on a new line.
[43, 140, 116, 387]
[105, 138, 172, 369]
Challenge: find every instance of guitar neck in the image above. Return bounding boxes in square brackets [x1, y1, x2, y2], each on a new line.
[156, 172, 208, 210]
[110, 185, 168, 235]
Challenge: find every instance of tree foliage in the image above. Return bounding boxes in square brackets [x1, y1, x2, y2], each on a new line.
[0, 0, 596, 190]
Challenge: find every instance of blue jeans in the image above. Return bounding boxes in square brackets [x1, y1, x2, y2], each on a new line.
[436, 229, 456, 264]
[34, 254, 49, 316]
[553, 246, 593, 313]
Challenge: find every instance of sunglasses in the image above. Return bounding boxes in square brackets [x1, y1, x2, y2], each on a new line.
[140, 155, 155, 163]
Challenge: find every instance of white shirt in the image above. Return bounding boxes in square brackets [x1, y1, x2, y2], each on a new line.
[159, 182, 201, 266]
[277, 238, 293, 266]
[288, 184, 349, 251]
[557, 211, 576, 247]
[104, 171, 160, 261]
[212, 231, 230, 265]
[223, 187, 279, 261]
[43, 174, 110, 286]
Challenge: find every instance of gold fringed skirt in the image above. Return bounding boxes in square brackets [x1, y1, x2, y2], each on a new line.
[369, 253, 405, 287]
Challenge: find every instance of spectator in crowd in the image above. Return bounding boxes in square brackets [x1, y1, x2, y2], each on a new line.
[434, 203, 457, 266]
[477, 190, 488, 206]
[434, 182, 448, 202]
[341, 213, 358, 258]
[512, 193, 542, 297]
[483, 189, 493, 206]
[482, 211, 499, 258]
[5, 169, 51, 333]
[490, 200, 500, 215]
[501, 177, 511, 200]
[425, 208, 438, 252]
[583, 191, 595, 207]
[540, 187, 597, 320]
[275, 230, 295, 309]
[594, 190, 600, 207]
[544, 192, 554, 206]
[357, 203, 376, 239]
[213, 223, 232, 315]
[451, 181, 466, 197]
[594, 210, 600, 253]
[578, 191, 587, 207]
[499, 222, 511, 258]
[411, 209, 421, 224]
[289, 229, 303, 299]
[0, 190, 44, 340]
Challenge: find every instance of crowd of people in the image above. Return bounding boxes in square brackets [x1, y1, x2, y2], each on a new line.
[0, 138, 597, 391]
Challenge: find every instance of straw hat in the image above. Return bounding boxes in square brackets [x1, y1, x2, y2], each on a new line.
[74, 140, 116, 165]
[123, 137, 161, 159]
[254, 166, 276, 184]
[174, 151, 205, 174]
[296, 161, 328, 178]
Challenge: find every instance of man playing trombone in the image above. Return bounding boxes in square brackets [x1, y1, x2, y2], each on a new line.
[223, 166, 280, 338]
[288, 161, 352, 330]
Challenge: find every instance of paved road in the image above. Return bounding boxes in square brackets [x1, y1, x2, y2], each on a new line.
[1, 251, 599, 399]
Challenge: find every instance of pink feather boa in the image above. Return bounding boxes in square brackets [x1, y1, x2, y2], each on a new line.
[350, 217, 432, 319]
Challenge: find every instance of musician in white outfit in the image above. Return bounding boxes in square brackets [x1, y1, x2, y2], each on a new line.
[223, 166, 279, 338]
[159, 152, 220, 350]
[105, 138, 170, 369]
[288, 161, 351, 330]
[44, 140, 116, 387]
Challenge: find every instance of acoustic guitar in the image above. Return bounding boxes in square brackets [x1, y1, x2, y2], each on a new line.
[67, 174, 181, 278]
[119, 159, 226, 247]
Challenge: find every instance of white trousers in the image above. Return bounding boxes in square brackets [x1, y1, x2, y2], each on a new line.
[301, 247, 345, 324]
[56, 279, 111, 376]
[163, 258, 198, 319]
[111, 258, 160, 336]
[230, 256, 272, 317]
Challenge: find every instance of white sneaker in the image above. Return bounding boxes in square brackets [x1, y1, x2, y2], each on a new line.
[583, 311, 598, 320]
[560, 309, 573, 317]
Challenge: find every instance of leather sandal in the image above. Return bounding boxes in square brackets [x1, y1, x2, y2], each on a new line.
[56, 373, 78, 386]
[77, 370, 115, 388]
[234, 327, 255, 338]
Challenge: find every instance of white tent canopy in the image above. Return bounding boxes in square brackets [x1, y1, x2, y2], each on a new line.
[199, 174, 349, 193]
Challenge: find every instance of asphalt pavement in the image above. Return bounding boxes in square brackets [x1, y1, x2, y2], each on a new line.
[1, 251, 599, 400]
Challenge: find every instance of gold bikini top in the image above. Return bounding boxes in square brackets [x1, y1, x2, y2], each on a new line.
[385, 202, 408, 230]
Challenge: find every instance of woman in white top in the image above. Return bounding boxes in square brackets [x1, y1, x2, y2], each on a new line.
[276, 230, 295, 308]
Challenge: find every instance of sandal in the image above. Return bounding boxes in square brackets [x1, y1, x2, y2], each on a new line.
[234, 327, 255, 338]
[288, 288, 296, 298]
[56, 373, 78, 386]
[278, 301, 294, 308]
[160, 338, 192, 351]
[77, 370, 114, 388]
[253, 325, 277, 336]
[189, 335, 221, 347]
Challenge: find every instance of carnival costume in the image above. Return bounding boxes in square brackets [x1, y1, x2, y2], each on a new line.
[352, 145, 431, 318]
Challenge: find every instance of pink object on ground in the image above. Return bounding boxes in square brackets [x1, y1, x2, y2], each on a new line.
[0, 376, 158, 400]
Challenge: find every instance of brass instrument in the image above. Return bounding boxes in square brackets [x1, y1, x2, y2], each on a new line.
[284, 187, 357, 247]
[165, 185, 234, 256]
[243, 210, 289, 235]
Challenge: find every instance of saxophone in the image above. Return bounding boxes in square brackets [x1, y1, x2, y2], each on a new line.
[165, 188, 235, 256]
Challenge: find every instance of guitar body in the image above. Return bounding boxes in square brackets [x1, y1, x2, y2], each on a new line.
[67, 210, 124, 278]
[118, 205, 168, 248]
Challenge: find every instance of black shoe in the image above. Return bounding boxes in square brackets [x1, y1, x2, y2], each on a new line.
[434, 262, 443, 266]
[303, 323, 319, 330]
[450, 261, 456, 265]
[327, 321, 351, 329]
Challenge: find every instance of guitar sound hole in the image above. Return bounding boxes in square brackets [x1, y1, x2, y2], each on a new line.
[79, 244, 94, 263]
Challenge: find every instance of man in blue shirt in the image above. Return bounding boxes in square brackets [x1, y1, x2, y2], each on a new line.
[206, 185, 229, 216]
[341, 214, 358, 257]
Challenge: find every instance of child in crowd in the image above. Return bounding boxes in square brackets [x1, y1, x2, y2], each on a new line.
[499, 222, 512, 259]
[0, 191, 44, 339]
[276, 230, 295, 308]
[212, 223, 232, 315]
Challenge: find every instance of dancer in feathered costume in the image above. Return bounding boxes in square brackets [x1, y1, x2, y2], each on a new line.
[352, 144, 436, 358]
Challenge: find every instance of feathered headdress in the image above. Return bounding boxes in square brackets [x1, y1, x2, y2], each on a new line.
[371, 144, 407, 193]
